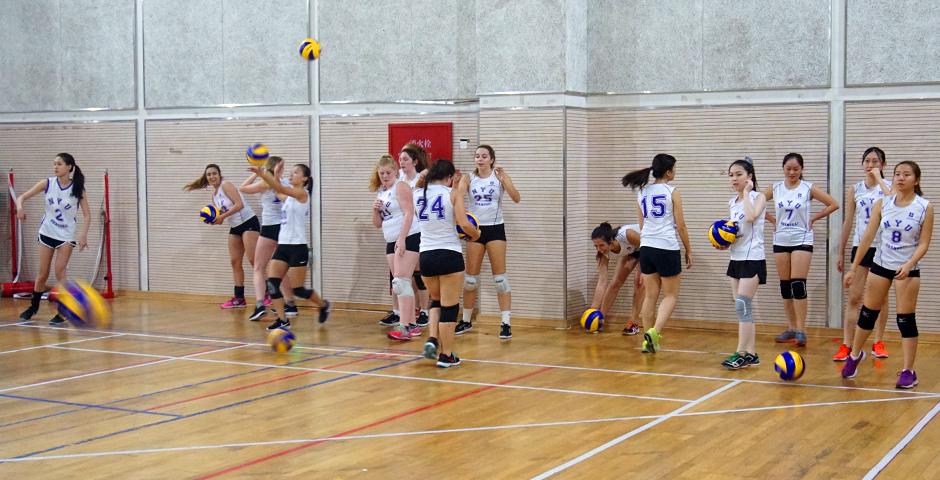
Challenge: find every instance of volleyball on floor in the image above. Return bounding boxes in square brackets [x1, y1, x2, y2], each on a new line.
[299, 38, 321, 60]
[246, 143, 270, 167]
[268, 328, 296, 353]
[774, 351, 805, 381]
[456, 213, 479, 239]
[56, 280, 112, 329]
[580, 309, 604, 333]
[708, 220, 738, 249]
[200, 204, 218, 224]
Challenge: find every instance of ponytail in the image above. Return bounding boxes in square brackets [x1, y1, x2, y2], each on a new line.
[622, 153, 676, 190]
[421, 159, 456, 209]
[184, 164, 221, 191]
[57, 153, 85, 201]
[295, 163, 313, 193]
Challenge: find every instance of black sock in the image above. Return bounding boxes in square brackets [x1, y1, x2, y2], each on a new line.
[428, 336, 439, 347]
[234, 286, 245, 299]
[31, 291, 42, 310]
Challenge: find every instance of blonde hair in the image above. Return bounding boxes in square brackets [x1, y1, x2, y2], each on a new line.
[265, 155, 283, 175]
[369, 155, 399, 192]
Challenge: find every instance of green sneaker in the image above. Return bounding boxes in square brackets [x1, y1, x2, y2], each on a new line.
[744, 353, 760, 366]
[642, 328, 661, 354]
[722, 352, 748, 370]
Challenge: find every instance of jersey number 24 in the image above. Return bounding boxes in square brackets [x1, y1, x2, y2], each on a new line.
[417, 195, 445, 221]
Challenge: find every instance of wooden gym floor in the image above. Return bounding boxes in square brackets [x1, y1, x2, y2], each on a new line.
[1, 296, 939, 479]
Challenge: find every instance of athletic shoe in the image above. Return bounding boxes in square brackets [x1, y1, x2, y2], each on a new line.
[415, 311, 429, 327]
[267, 318, 291, 331]
[722, 352, 748, 370]
[221, 297, 247, 309]
[842, 350, 866, 379]
[19, 306, 37, 321]
[794, 330, 807, 347]
[642, 328, 661, 354]
[318, 300, 331, 324]
[284, 303, 299, 317]
[896, 369, 918, 389]
[49, 314, 67, 327]
[379, 311, 399, 327]
[387, 325, 412, 341]
[872, 341, 889, 359]
[774, 330, 797, 343]
[248, 305, 267, 321]
[436, 353, 461, 368]
[263, 295, 272, 307]
[423, 338, 438, 359]
[499, 324, 512, 339]
[833, 344, 851, 362]
[406, 324, 423, 337]
[621, 322, 640, 336]
[745, 353, 760, 366]
[454, 321, 473, 335]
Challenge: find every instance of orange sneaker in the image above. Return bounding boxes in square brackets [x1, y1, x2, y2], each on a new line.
[872, 341, 889, 359]
[832, 344, 851, 362]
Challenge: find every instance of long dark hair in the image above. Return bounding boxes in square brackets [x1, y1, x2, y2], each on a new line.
[295, 163, 313, 193]
[57, 153, 85, 201]
[895, 161, 924, 196]
[863, 147, 886, 178]
[184, 164, 221, 191]
[420, 159, 456, 209]
[622, 153, 676, 190]
[729, 157, 758, 191]
[782, 152, 804, 180]
[591, 222, 616, 242]
[401, 143, 428, 173]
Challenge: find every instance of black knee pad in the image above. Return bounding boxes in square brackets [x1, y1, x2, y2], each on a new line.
[780, 280, 793, 299]
[412, 272, 426, 291]
[429, 299, 442, 310]
[857, 306, 880, 330]
[293, 287, 314, 300]
[897, 313, 919, 338]
[266, 278, 283, 299]
[790, 279, 807, 300]
[440, 304, 459, 323]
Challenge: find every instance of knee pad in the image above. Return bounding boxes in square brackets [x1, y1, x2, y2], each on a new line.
[429, 299, 442, 310]
[412, 272, 426, 291]
[266, 278, 283, 299]
[464, 274, 479, 292]
[857, 306, 880, 330]
[493, 274, 511, 293]
[897, 313, 919, 338]
[790, 279, 807, 300]
[391, 277, 415, 297]
[735, 295, 754, 323]
[292, 287, 314, 300]
[440, 304, 459, 323]
[779, 280, 793, 299]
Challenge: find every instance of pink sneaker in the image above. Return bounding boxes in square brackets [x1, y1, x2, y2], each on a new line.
[220, 297, 247, 309]
[387, 326, 412, 341]
[406, 324, 423, 337]
[263, 295, 272, 307]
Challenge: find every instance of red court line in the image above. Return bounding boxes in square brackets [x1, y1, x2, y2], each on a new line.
[194, 366, 554, 480]
[145, 356, 379, 411]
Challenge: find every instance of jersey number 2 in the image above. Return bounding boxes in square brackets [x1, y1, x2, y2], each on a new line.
[417, 195, 445, 221]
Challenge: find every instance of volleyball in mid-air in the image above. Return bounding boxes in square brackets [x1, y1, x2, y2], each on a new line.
[299, 38, 321, 60]
[246, 143, 270, 167]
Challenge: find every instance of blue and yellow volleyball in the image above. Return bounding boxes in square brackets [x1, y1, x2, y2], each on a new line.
[579, 309, 604, 333]
[200, 204, 218, 224]
[708, 220, 738, 249]
[774, 351, 805, 381]
[456, 213, 479, 240]
[267, 328, 296, 353]
[56, 280, 112, 329]
[299, 38, 321, 60]
[246, 143, 270, 167]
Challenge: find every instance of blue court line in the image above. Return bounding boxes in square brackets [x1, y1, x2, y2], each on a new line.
[0, 393, 181, 418]
[12, 356, 420, 460]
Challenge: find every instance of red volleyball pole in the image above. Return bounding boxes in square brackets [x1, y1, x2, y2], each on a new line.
[2, 170, 34, 297]
[9, 170, 15, 280]
[102, 170, 115, 298]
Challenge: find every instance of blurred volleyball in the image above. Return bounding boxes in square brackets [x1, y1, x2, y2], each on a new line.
[246, 144, 270, 167]
[268, 328, 296, 353]
[56, 280, 112, 329]
[774, 351, 806, 381]
[456, 213, 479, 240]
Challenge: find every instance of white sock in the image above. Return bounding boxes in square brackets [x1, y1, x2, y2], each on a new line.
[463, 309, 473, 322]
[501, 311, 511, 325]
[421, 309, 428, 315]
[393, 309, 400, 316]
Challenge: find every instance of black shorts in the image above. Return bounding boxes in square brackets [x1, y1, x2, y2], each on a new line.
[260, 224, 280, 241]
[230, 216, 261, 236]
[870, 262, 920, 280]
[272, 244, 309, 267]
[773, 244, 813, 254]
[628, 251, 640, 259]
[38, 234, 76, 249]
[639, 246, 681, 277]
[419, 249, 465, 277]
[473, 224, 507, 245]
[727, 260, 767, 284]
[385, 233, 421, 254]
[850, 246, 876, 269]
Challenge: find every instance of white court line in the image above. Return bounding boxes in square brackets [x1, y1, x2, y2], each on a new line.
[0, 333, 125, 356]
[12, 323, 940, 397]
[2, 389, 937, 463]
[0, 344, 246, 394]
[0, 321, 29, 328]
[531, 381, 742, 479]
[863, 400, 940, 480]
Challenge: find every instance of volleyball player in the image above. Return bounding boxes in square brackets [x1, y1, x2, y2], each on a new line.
[590, 222, 643, 335]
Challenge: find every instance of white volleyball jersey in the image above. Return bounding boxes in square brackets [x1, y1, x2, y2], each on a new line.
[637, 183, 679, 250]
[38, 177, 79, 241]
[414, 184, 462, 253]
[607, 224, 640, 259]
[728, 190, 766, 261]
[874, 194, 929, 270]
[378, 180, 420, 243]
[399, 170, 420, 189]
[278, 194, 309, 245]
[468, 171, 504, 226]
[852, 179, 891, 247]
[214, 181, 255, 227]
[772, 180, 814, 246]
[260, 178, 291, 226]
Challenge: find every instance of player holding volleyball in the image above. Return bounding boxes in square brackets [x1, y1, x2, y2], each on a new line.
[15, 153, 91, 325]
[184, 164, 261, 309]
[842, 161, 932, 389]
[589, 222, 643, 335]
[457, 145, 521, 339]
[621, 153, 693, 354]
